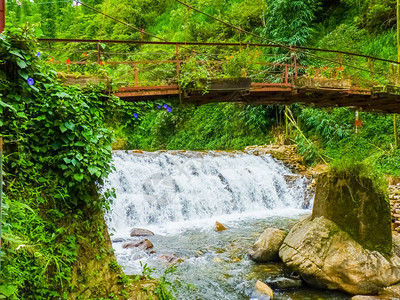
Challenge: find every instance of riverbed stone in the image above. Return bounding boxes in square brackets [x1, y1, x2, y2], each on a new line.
[255, 281, 274, 299]
[279, 216, 400, 295]
[123, 239, 154, 250]
[380, 282, 400, 298]
[312, 171, 392, 256]
[268, 276, 302, 289]
[215, 221, 227, 232]
[248, 228, 286, 262]
[130, 228, 154, 237]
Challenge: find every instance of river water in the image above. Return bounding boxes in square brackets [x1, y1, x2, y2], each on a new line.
[104, 151, 349, 300]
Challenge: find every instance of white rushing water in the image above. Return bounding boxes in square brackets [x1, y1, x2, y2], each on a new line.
[104, 151, 310, 237]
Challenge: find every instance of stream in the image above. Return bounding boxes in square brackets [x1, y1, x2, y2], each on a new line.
[104, 150, 350, 300]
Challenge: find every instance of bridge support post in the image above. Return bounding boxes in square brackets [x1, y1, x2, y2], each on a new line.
[176, 45, 182, 104]
[97, 42, 101, 64]
[0, 0, 4, 33]
[394, 115, 399, 149]
[134, 63, 139, 87]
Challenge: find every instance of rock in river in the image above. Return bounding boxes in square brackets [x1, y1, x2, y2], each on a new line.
[130, 228, 154, 237]
[248, 228, 286, 262]
[255, 281, 274, 299]
[215, 221, 227, 232]
[279, 216, 400, 295]
[268, 276, 302, 289]
[123, 239, 154, 250]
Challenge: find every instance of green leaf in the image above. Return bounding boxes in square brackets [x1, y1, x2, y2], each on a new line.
[17, 111, 28, 119]
[63, 158, 72, 164]
[53, 92, 72, 99]
[34, 27, 43, 38]
[0, 285, 18, 297]
[9, 49, 24, 59]
[59, 123, 67, 133]
[52, 142, 61, 150]
[74, 173, 84, 182]
[19, 71, 29, 80]
[0, 100, 17, 112]
[75, 141, 85, 147]
[88, 166, 98, 175]
[64, 122, 75, 131]
[16, 58, 27, 69]
[38, 177, 47, 183]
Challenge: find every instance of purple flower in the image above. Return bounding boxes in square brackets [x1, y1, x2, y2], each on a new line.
[157, 105, 161, 109]
[36, 52, 41, 59]
[133, 113, 138, 119]
[166, 107, 172, 113]
[27, 78, 35, 85]
[163, 104, 168, 109]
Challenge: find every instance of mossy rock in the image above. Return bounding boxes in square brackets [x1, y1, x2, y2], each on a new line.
[312, 171, 392, 256]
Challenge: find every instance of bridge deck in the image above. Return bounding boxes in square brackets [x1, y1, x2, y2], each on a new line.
[114, 83, 400, 114]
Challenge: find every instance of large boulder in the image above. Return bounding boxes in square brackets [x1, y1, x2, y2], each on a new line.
[312, 171, 392, 256]
[130, 228, 154, 237]
[248, 228, 286, 262]
[279, 216, 400, 295]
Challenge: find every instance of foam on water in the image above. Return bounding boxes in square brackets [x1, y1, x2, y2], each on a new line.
[104, 150, 309, 236]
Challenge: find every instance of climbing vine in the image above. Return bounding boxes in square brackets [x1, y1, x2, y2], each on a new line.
[0, 26, 141, 299]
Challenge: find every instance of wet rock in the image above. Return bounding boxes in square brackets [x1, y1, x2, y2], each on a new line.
[232, 257, 241, 263]
[248, 228, 286, 262]
[158, 254, 182, 264]
[268, 276, 302, 289]
[312, 172, 392, 256]
[256, 281, 274, 299]
[130, 228, 154, 237]
[279, 216, 400, 295]
[380, 282, 400, 298]
[111, 238, 125, 243]
[213, 257, 222, 263]
[123, 239, 154, 250]
[215, 221, 227, 232]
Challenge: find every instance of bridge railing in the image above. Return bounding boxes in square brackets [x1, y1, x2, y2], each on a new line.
[37, 38, 400, 92]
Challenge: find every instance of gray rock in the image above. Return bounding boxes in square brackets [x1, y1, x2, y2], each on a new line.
[279, 216, 400, 295]
[111, 238, 125, 243]
[130, 228, 154, 237]
[248, 228, 286, 262]
[268, 276, 302, 289]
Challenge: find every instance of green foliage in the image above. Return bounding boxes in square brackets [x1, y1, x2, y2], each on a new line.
[128, 103, 274, 151]
[179, 57, 210, 92]
[262, 0, 319, 46]
[0, 27, 140, 299]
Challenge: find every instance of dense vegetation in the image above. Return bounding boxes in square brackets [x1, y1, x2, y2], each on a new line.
[1, 0, 400, 298]
[5, 1, 400, 169]
[0, 26, 146, 299]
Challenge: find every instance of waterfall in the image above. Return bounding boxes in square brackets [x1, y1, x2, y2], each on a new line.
[104, 151, 309, 235]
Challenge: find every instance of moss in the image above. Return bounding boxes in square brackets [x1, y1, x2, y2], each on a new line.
[312, 169, 392, 256]
[67, 208, 125, 299]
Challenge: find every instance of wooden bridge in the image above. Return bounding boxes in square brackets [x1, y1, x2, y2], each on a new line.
[39, 38, 400, 114]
